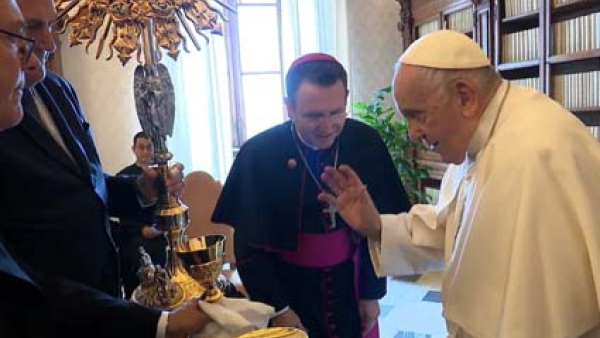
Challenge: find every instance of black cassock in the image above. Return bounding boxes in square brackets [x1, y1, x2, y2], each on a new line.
[212, 119, 411, 338]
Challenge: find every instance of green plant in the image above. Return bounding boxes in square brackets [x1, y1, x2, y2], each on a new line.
[353, 86, 431, 204]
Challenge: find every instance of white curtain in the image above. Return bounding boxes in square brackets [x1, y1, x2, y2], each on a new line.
[163, 0, 350, 181]
[164, 36, 234, 183]
[280, 0, 349, 71]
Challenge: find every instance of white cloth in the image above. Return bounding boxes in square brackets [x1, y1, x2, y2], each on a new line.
[194, 296, 275, 338]
[370, 81, 600, 338]
[156, 312, 169, 338]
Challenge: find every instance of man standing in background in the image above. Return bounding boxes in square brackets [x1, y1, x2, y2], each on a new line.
[115, 131, 167, 298]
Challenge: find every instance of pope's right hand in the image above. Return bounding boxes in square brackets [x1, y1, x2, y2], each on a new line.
[318, 165, 382, 240]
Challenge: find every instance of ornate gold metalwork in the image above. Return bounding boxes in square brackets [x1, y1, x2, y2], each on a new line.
[235, 328, 308, 338]
[55, 0, 233, 65]
[176, 235, 227, 303]
[54, 0, 235, 311]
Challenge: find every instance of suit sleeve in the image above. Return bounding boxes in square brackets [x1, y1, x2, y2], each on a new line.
[38, 274, 161, 338]
[105, 174, 146, 218]
[2, 238, 161, 338]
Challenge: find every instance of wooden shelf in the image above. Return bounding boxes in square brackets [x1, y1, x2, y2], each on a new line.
[460, 29, 474, 35]
[420, 177, 441, 189]
[572, 108, 600, 125]
[553, 0, 600, 17]
[502, 11, 539, 25]
[548, 50, 600, 64]
[572, 107, 600, 113]
[497, 59, 540, 71]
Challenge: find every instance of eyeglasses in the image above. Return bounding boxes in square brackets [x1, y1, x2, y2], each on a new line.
[0, 28, 36, 63]
[300, 111, 348, 124]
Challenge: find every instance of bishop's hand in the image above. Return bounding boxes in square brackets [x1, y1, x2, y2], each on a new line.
[318, 165, 382, 240]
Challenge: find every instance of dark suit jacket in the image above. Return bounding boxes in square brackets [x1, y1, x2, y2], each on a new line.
[0, 72, 144, 296]
[0, 238, 161, 338]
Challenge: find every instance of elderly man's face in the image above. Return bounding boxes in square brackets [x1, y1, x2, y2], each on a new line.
[0, 0, 27, 131]
[393, 64, 475, 164]
[17, 0, 57, 87]
[287, 80, 347, 150]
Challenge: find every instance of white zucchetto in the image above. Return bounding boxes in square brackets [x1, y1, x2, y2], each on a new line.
[400, 30, 491, 69]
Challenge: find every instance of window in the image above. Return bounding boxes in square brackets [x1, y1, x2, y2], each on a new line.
[227, 0, 283, 150]
[227, 0, 324, 151]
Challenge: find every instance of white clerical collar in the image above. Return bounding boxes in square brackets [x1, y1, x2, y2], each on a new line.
[466, 80, 509, 161]
[292, 122, 340, 151]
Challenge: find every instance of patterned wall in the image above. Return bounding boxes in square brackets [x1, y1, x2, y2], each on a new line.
[346, 0, 404, 106]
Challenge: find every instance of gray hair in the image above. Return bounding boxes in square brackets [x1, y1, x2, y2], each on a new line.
[417, 65, 501, 102]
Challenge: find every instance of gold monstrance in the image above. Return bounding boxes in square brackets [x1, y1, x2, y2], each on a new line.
[54, 0, 233, 310]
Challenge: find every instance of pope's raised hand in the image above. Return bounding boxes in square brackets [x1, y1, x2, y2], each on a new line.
[318, 165, 382, 239]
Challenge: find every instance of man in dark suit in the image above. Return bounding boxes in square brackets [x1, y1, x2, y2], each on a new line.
[115, 131, 168, 298]
[0, 0, 183, 297]
[0, 237, 208, 338]
[0, 2, 208, 337]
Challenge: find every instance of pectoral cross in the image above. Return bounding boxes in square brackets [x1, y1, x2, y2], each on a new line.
[323, 203, 337, 229]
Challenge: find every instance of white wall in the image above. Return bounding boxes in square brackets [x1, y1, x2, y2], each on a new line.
[59, 35, 141, 174]
[346, 0, 404, 106]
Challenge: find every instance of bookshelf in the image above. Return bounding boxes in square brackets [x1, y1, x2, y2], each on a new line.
[395, 0, 600, 202]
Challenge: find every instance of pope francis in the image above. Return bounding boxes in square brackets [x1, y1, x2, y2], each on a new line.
[319, 30, 600, 338]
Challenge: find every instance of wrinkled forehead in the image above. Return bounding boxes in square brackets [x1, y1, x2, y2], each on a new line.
[393, 64, 427, 109]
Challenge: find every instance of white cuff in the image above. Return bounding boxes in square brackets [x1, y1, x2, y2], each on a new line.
[156, 311, 169, 338]
[369, 210, 444, 277]
[272, 306, 290, 317]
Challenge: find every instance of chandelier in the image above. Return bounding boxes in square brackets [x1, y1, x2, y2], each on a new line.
[55, 0, 233, 65]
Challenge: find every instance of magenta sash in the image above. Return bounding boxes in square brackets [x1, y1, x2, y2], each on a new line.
[279, 228, 354, 267]
[279, 228, 380, 338]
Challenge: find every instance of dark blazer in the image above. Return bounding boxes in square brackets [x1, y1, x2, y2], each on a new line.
[0, 72, 143, 296]
[0, 238, 161, 338]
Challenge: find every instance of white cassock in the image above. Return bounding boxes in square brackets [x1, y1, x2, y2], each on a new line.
[369, 80, 600, 338]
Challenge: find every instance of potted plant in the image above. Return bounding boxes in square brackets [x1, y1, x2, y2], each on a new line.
[353, 86, 431, 204]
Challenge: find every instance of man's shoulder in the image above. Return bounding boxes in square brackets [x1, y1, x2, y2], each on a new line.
[503, 87, 585, 146]
[345, 118, 379, 134]
[116, 164, 141, 177]
[342, 118, 384, 146]
[241, 122, 291, 152]
[41, 71, 72, 90]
